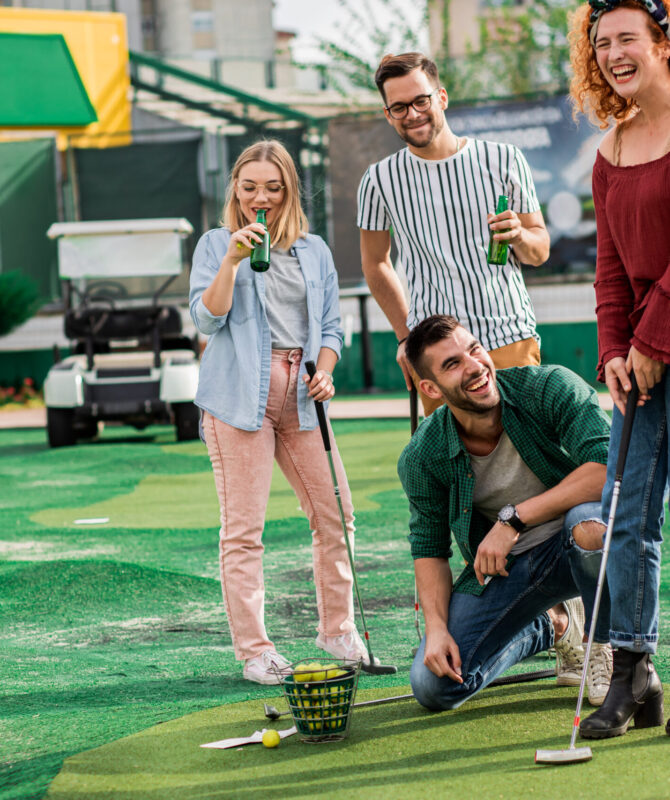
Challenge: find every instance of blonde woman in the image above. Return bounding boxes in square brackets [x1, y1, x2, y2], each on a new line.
[190, 140, 370, 684]
[569, 0, 670, 738]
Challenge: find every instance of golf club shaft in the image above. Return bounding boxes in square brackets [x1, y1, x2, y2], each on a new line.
[568, 485, 620, 748]
[266, 668, 555, 719]
[305, 361, 374, 663]
[567, 375, 639, 749]
[409, 384, 423, 644]
[269, 693, 414, 718]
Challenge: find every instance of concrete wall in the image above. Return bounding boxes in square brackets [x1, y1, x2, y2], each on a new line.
[153, 0, 273, 60]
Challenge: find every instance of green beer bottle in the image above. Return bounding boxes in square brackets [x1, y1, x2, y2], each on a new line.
[487, 195, 509, 266]
[250, 209, 270, 272]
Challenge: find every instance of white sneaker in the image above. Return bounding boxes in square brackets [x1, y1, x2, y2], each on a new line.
[555, 597, 585, 687]
[243, 649, 290, 685]
[587, 642, 613, 706]
[315, 629, 379, 666]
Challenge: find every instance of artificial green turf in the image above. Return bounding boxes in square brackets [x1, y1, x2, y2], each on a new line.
[46, 683, 670, 800]
[1, 421, 668, 800]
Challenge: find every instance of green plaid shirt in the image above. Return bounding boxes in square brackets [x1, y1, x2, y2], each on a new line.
[397, 366, 611, 595]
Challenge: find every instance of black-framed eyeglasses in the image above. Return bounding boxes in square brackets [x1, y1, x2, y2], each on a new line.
[385, 90, 439, 120]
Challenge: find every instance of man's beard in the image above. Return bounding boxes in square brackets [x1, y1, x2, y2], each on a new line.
[398, 112, 444, 148]
[435, 372, 500, 415]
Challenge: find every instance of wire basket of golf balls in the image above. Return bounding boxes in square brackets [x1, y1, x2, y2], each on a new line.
[275, 659, 361, 743]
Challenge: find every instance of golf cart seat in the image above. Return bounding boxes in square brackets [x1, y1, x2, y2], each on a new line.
[64, 304, 180, 342]
[66, 305, 196, 356]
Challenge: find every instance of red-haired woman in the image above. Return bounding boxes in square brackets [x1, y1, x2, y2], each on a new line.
[569, 0, 670, 738]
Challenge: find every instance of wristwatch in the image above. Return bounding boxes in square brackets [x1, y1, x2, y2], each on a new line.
[497, 504, 526, 533]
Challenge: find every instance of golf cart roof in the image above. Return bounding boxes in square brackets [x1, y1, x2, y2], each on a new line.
[47, 219, 194, 238]
[46, 218, 194, 280]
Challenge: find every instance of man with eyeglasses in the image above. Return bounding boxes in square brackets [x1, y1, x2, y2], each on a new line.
[357, 52, 551, 415]
[357, 53, 590, 694]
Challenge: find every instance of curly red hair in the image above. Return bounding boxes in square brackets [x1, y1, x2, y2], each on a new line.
[568, 0, 670, 128]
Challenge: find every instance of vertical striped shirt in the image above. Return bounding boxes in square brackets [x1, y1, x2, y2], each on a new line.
[357, 139, 541, 352]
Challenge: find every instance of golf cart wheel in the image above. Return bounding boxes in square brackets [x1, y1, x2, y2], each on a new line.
[46, 407, 76, 448]
[173, 402, 200, 441]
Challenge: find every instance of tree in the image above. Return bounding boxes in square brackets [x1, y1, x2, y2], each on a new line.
[311, 0, 428, 96]
[437, 0, 581, 100]
[314, 0, 580, 102]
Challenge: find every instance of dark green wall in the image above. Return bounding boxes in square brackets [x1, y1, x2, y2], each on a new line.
[0, 349, 67, 389]
[333, 321, 600, 394]
[0, 322, 600, 393]
[536, 321, 600, 388]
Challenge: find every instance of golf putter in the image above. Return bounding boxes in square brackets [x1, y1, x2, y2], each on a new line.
[409, 383, 423, 656]
[535, 375, 639, 765]
[305, 361, 397, 675]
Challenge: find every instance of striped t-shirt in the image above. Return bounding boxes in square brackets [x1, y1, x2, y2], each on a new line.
[357, 139, 541, 352]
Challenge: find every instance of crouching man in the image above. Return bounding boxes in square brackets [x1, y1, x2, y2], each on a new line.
[398, 315, 613, 711]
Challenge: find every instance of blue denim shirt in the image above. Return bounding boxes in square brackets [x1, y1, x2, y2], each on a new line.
[189, 227, 343, 431]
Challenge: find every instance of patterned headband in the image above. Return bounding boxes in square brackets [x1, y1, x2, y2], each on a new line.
[589, 0, 670, 43]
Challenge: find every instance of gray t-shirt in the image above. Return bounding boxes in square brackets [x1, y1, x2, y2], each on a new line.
[470, 431, 564, 555]
[263, 247, 309, 350]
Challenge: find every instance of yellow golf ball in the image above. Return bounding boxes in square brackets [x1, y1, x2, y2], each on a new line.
[262, 729, 281, 748]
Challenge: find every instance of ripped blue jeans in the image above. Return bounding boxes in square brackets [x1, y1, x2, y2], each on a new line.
[411, 501, 608, 711]
[604, 372, 668, 653]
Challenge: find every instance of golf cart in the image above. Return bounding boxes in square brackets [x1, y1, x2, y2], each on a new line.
[44, 218, 200, 447]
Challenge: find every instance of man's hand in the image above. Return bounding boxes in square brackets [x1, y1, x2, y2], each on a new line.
[473, 522, 518, 585]
[487, 209, 523, 244]
[424, 627, 463, 682]
[396, 340, 413, 391]
[486, 208, 549, 266]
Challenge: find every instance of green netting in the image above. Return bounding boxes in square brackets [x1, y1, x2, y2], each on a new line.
[0, 138, 59, 301]
[0, 32, 96, 126]
[74, 138, 203, 243]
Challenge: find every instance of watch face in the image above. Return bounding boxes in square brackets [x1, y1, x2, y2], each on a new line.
[499, 504, 515, 522]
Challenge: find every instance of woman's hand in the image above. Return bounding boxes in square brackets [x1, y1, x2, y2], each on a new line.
[605, 350, 666, 414]
[226, 222, 266, 263]
[626, 346, 666, 406]
[604, 356, 630, 415]
[303, 369, 335, 403]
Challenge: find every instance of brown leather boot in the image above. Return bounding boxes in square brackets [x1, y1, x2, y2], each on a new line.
[579, 649, 664, 739]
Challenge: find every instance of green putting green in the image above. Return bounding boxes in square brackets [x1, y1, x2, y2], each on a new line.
[1, 420, 668, 800]
[46, 683, 670, 800]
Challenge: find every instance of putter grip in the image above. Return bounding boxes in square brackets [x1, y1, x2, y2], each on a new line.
[615, 373, 639, 481]
[409, 384, 418, 435]
[305, 360, 332, 452]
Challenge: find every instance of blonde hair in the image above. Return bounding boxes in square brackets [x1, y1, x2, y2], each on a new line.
[568, 1, 670, 127]
[222, 140, 308, 250]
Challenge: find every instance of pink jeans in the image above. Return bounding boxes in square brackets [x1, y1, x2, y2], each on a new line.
[202, 349, 355, 661]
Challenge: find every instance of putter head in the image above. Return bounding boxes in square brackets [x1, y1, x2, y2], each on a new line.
[534, 747, 592, 765]
[361, 663, 397, 675]
[263, 702, 281, 720]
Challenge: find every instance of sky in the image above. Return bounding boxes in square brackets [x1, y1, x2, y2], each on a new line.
[273, 0, 425, 63]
